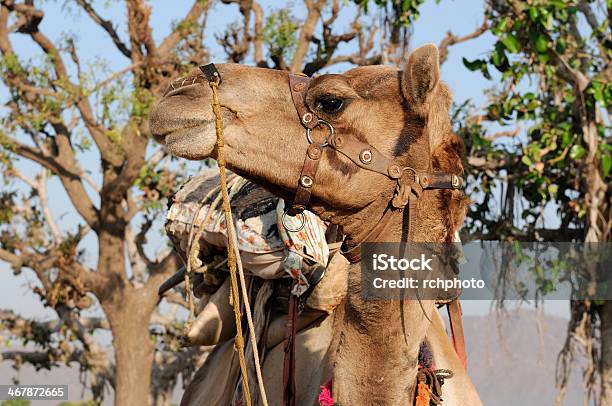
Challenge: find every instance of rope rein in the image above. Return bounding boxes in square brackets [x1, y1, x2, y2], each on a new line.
[184, 174, 241, 328]
[209, 79, 269, 406]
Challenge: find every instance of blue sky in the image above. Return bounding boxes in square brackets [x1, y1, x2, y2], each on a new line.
[0, 0, 570, 323]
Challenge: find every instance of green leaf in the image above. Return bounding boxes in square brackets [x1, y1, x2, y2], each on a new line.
[522, 155, 532, 166]
[549, 0, 567, 9]
[569, 144, 586, 160]
[534, 33, 549, 54]
[481, 66, 492, 80]
[602, 155, 612, 177]
[501, 34, 520, 53]
[493, 17, 510, 35]
[462, 57, 486, 71]
[543, 11, 553, 30]
[491, 43, 509, 72]
[538, 53, 550, 64]
[555, 38, 566, 54]
[590, 81, 604, 104]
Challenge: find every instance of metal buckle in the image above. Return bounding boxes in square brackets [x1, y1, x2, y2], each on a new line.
[451, 174, 462, 189]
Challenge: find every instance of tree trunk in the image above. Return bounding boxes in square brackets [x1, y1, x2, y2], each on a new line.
[97, 231, 157, 406]
[581, 108, 610, 405]
[107, 294, 156, 406]
[601, 301, 612, 406]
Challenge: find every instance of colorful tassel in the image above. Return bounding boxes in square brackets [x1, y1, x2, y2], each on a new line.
[319, 379, 334, 406]
[415, 381, 431, 406]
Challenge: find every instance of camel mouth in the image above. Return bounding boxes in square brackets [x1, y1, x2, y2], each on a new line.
[163, 123, 216, 160]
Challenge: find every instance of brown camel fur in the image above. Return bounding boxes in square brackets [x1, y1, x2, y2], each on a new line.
[150, 44, 481, 405]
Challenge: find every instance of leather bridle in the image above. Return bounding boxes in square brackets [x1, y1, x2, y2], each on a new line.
[198, 61, 465, 249]
[285, 72, 464, 261]
[199, 64, 464, 254]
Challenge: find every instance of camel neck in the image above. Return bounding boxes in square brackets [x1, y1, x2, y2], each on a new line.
[340, 200, 410, 263]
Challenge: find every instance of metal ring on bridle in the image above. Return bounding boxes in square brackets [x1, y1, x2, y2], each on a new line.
[402, 167, 417, 177]
[434, 369, 454, 380]
[306, 119, 335, 147]
[281, 211, 306, 232]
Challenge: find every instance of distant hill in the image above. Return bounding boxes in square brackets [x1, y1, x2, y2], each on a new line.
[1, 309, 588, 405]
[464, 309, 585, 406]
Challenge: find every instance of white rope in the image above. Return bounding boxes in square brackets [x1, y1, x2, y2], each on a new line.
[225, 207, 269, 406]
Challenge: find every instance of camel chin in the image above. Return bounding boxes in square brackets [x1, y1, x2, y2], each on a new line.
[164, 124, 216, 160]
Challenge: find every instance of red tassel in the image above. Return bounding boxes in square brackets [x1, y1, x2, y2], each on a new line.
[319, 379, 334, 406]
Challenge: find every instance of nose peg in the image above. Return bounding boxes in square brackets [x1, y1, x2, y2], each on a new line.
[200, 63, 222, 85]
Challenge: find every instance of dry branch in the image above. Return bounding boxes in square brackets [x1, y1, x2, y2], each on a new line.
[76, 0, 132, 58]
[158, 0, 211, 57]
[438, 21, 489, 65]
[290, 0, 324, 72]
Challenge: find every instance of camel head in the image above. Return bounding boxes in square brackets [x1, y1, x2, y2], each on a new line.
[150, 45, 465, 241]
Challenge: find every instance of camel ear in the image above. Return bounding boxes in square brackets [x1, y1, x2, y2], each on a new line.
[402, 44, 440, 113]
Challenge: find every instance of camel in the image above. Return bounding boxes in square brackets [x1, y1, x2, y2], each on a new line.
[150, 44, 483, 405]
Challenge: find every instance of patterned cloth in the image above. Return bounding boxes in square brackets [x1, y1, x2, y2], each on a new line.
[276, 199, 329, 296]
[166, 172, 330, 294]
[166, 176, 284, 254]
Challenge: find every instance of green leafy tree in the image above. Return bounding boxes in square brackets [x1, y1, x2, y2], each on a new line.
[458, 0, 610, 403]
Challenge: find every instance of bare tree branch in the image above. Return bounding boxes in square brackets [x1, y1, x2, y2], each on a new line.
[290, 0, 324, 72]
[252, 1, 264, 66]
[0, 248, 22, 271]
[126, 0, 157, 62]
[163, 290, 189, 308]
[438, 21, 489, 65]
[75, 0, 132, 58]
[146, 251, 181, 293]
[0, 3, 124, 168]
[91, 62, 143, 93]
[37, 170, 62, 243]
[126, 223, 147, 286]
[158, 0, 210, 57]
[10, 166, 36, 189]
[467, 154, 520, 170]
[303, 1, 360, 75]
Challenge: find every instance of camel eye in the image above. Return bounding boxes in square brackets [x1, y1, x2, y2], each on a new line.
[316, 96, 344, 113]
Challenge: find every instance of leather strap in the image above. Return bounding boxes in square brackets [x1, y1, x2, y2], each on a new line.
[286, 143, 324, 216]
[407, 194, 418, 242]
[341, 206, 395, 263]
[283, 285, 299, 406]
[289, 73, 318, 129]
[330, 132, 464, 190]
[447, 299, 467, 370]
[329, 133, 398, 178]
[421, 172, 464, 190]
